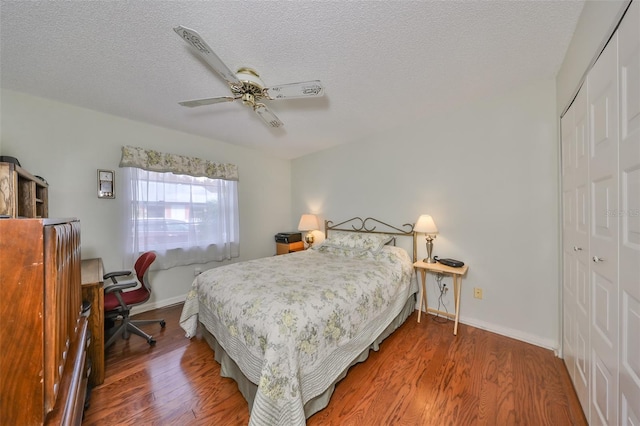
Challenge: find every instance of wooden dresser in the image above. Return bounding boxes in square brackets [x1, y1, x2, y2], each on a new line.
[0, 218, 89, 425]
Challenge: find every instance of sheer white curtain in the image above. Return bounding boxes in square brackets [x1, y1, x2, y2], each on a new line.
[120, 146, 239, 270]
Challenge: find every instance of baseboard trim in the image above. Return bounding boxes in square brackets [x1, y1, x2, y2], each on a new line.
[459, 315, 559, 352]
[418, 308, 559, 353]
[131, 294, 186, 316]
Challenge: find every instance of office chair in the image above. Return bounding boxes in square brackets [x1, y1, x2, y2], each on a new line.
[104, 251, 166, 347]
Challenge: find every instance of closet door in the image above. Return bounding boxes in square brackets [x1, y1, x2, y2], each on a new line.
[588, 32, 620, 426]
[574, 85, 591, 412]
[562, 84, 591, 412]
[618, 0, 640, 423]
[562, 103, 577, 382]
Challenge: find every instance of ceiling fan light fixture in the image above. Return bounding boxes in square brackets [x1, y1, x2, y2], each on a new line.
[236, 67, 259, 78]
[242, 93, 255, 106]
[236, 68, 265, 90]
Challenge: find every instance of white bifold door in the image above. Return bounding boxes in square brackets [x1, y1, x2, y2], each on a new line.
[562, 81, 591, 412]
[561, 1, 640, 424]
[617, 0, 640, 424]
[588, 26, 620, 426]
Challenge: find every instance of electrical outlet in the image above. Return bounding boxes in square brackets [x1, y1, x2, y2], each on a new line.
[474, 287, 483, 299]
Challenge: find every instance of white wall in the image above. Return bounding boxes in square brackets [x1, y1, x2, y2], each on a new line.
[292, 78, 560, 350]
[0, 89, 292, 309]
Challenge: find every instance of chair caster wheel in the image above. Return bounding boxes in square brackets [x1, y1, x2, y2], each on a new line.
[148, 338, 156, 346]
[160, 320, 166, 328]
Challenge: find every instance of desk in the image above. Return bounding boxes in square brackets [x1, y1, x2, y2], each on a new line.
[81, 258, 105, 386]
[414, 260, 469, 335]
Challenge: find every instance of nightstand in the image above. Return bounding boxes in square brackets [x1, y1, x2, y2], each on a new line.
[414, 260, 469, 335]
[276, 241, 304, 255]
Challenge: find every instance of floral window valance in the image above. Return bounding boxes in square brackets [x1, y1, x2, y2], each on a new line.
[119, 145, 239, 181]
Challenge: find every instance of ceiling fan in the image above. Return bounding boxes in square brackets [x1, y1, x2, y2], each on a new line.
[174, 25, 325, 128]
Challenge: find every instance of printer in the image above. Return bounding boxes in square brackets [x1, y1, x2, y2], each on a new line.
[274, 232, 302, 243]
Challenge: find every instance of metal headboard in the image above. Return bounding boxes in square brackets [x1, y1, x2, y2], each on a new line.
[324, 217, 418, 263]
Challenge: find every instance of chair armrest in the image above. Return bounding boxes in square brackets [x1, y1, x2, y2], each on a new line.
[104, 270, 133, 284]
[103, 270, 133, 280]
[104, 279, 138, 294]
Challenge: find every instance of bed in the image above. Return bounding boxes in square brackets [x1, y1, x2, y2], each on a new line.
[179, 217, 418, 425]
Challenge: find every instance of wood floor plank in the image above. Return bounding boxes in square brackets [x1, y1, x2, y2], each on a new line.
[82, 304, 587, 425]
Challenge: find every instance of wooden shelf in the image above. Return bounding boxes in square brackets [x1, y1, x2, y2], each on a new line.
[0, 162, 48, 218]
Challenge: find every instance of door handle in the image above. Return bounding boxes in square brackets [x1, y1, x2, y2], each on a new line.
[592, 256, 605, 263]
[573, 246, 583, 251]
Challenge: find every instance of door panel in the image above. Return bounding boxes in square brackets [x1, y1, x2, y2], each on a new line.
[592, 272, 615, 345]
[621, 167, 640, 246]
[589, 32, 619, 426]
[592, 176, 616, 243]
[562, 87, 590, 406]
[593, 350, 615, 424]
[564, 189, 575, 230]
[577, 184, 589, 234]
[575, 317, 590, 405]
[562, 107, 577, 380]
[575, 253, 590, 409]
[575, 85, 591, 270]
[563, 106, 576, 184]
[618, 0, 640, 423]
[577, 259, 589, 314]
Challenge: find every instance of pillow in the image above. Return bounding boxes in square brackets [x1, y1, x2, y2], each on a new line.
[313, 245, 366, 258]
[319, 231, 393, 254]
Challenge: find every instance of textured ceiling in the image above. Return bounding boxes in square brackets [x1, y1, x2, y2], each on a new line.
[0, 1, 584, 159]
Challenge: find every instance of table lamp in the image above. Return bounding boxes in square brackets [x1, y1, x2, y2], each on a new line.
[298, 214, 320, 245]
[414, 214, 439, 263]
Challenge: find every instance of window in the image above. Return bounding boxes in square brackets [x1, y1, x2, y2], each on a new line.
[120, 146, 239, 269]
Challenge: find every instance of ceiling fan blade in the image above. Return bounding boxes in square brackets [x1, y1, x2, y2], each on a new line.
[265, 80, 324, 100]
[174, 26, 241, 88]
[178, 96, 236, 108]
[254, 103, 283, 128]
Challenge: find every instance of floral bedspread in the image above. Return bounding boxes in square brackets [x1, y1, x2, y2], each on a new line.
[179, 245, 415, 426]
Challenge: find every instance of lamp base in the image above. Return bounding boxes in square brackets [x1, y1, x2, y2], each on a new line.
[424, 235, 436, 264]
[305, 232, 314, 245]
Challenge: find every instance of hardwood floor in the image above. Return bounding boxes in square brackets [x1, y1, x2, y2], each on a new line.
[82, 304, 587, 425]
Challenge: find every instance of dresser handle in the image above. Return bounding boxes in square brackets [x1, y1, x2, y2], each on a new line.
[592, 256, 605, 263]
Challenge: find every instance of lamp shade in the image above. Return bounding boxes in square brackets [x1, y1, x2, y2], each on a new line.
[414, 214, 438, 234]
[298, 214, 319, 231]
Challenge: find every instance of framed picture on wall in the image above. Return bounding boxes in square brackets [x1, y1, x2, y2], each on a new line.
[97, 169, 115, 199]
